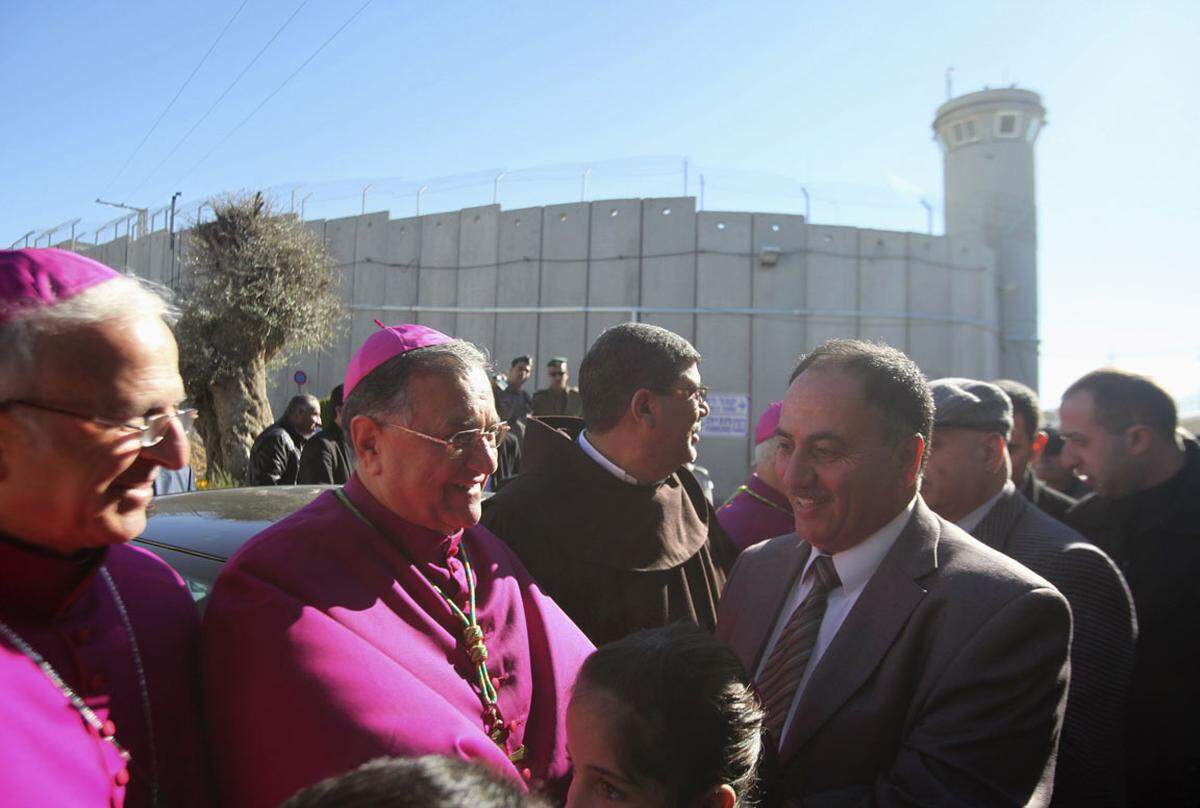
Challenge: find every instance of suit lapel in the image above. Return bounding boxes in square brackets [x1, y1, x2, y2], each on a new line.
[971, 487, 1024, 553]
[780, 500, 939, 761]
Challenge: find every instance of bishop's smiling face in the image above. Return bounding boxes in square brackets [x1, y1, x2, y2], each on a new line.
[774, 366, 921, 554]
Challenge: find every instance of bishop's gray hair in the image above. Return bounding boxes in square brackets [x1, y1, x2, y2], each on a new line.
[340, 340, 491, 435]
[0, 274, 175, 401]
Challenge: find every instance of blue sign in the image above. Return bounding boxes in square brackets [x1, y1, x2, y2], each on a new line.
[293, 370, 308, 386]
[700, 393, 750, 437]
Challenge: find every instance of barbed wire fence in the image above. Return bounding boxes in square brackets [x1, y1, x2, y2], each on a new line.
[8, 156, 946, 251]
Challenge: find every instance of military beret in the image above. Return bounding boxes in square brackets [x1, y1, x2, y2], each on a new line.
[929, 377, 1014, 439]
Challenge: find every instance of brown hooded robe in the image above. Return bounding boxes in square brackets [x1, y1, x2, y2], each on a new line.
[481, 417, 737, 646]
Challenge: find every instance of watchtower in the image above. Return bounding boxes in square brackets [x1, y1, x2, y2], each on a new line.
[934, 87, 1046, 388]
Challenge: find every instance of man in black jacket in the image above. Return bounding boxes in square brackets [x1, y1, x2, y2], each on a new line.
[249, 394, 320, 485]
[993, 378, 1077, 521]
[298, 385, 351, 485]
[1060, 369, 1200, 807]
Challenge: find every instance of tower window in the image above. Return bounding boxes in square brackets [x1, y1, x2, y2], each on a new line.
[994, 111, 1024, 139]
[949, 117, 982, 147]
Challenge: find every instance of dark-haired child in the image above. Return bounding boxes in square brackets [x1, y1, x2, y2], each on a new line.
[566, 624, 766, 807]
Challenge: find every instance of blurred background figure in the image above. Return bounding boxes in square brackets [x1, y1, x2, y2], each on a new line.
[718, 401, 793, 552]
[297, 384, 351, 485]
[1060, 369, 1200, 807]
[993, 379, 1077, 521]
[249, 394, 321, 485]
[566, 624, 765, 808]
[279, 756, 547, 808]
[1035, 427, 1090, 499]
[0, 248, 211, 807]
[493, 355, 534, 441]
[531, 357, 582, 417]
[924, 378, 1135, 807]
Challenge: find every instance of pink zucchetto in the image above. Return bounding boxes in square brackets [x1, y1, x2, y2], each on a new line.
[343, 321, 455, 399]
[754, 400, 784, 446]
[0, 248, 120, 324]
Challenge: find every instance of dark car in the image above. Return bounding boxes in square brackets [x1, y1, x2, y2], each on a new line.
[133, 486, 331, 612]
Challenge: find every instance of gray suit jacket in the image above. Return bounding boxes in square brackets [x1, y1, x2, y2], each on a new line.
[716, 497, 1071, 807]
[973, 486, 1136, 808]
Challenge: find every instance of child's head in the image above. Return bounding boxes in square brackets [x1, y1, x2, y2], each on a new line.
[566, 624, 765, 808]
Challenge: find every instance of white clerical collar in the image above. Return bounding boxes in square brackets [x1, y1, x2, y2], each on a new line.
[577, 430, 640, 485]
[803, 495, 917, 596]
[956, 479, 1016, 533]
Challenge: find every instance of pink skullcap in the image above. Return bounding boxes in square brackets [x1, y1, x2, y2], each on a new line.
[344, 321, 455, 398]
[755, 401, 784, 445]
[0, 248, 120, 324]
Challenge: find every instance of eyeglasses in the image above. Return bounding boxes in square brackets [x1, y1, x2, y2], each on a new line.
[548, 371, 565, 378]
[380, 420, 510, 459]
[651, 385, 709, 404]
[3, 400, 197, 447]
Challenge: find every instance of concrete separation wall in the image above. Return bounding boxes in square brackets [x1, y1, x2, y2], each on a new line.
[79, 196, 997, 500]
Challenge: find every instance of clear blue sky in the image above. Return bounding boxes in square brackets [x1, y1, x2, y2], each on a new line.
[2, 1, 1196, 412]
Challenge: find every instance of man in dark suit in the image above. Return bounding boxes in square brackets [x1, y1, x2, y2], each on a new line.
[716, 340, 1071, 807]
[993, 379, 1078, 521]
[922, 378, 1137, 807]
[1060, 369, 1200, 806]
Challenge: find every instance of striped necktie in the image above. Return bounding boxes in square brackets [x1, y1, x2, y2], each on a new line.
[757, 554, 841, 743]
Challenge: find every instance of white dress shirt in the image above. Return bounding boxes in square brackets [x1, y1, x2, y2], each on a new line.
[955, 479, 1015, 534]
[757, 496, 918, 743]
[577, 430, 640, 485]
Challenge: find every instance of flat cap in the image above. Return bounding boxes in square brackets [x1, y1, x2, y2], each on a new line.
[929, 377, 1013, 439]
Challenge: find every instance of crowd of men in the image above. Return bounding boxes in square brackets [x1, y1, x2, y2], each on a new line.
[2, 246, 1198, 807]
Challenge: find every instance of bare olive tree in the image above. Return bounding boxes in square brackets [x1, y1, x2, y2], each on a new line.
[177, 192, 345, 484]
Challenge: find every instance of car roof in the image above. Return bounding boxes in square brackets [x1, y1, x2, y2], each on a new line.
[136, 485, 332, 562]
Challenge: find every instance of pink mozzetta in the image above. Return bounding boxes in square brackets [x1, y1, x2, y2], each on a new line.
[755, 400, 784, 446]
[0, 248, 120, 324]
[343, 322, 455, 398]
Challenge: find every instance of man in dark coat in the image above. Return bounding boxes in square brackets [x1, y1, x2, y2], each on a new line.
[482, 323, 737, 646]
[1060, 369, 1200, 807]
[923, 378, 1136, 807]
[716, 341, 1070, 806]
[298, 385, 351, 485]
[993, 379, 1078, 521]
[249, 394, 321, 485]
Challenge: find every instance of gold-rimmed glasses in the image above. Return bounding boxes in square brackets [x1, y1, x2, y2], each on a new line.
[2, 399, 197, 447]
[380, 420, 510, 460]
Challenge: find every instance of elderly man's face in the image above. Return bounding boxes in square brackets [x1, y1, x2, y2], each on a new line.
[367, 367, 499, 534]
[921, 427, 999, 523]
[289, 397, 322, 439]
[775, 367, 921, 554]
[0, 315, 188, 553]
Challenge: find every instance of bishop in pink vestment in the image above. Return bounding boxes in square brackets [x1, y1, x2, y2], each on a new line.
[0, 248, 212, 807]
[716, 401, 794, 551]
[203, 324, 594, 808]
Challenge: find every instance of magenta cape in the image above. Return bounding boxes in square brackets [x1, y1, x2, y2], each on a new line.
[716, 474, 795, 552]
[202, 475, 595, 808]
[0, 537, 212, 808]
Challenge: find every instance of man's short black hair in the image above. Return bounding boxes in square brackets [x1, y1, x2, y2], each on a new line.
[580, 323, 701, 433]
[993, 379, 1041, 433]
[1064, 369, 1178, 442]
[328, 384, 344, 410]
[510, 355, 531, 367]
[790, 339, 933, 473]
[278, 755, 545, 808]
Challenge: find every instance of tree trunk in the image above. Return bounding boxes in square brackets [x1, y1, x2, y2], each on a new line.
[206, 355, 274, 485]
